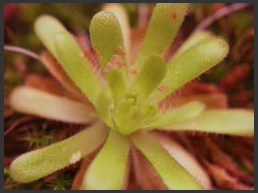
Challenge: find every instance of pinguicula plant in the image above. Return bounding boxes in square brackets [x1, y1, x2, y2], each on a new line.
[7, 3, 254, 190]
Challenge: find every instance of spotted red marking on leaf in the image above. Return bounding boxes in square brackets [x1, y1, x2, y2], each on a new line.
[104, 63, 112, 73]
[105, 55, 126, 73]
[157, 85, 168, 92]
[111, 55, 126, 68]
[116, 45, 126, 56]
[93, 48, 100, 56]
[131, 69, 138, 75]
[171, 12, 177, 19]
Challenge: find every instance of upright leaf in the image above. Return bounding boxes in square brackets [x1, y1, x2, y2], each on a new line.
[106, 68, 127, 104]
[35, 15, 110, 113]
[90, 11, 128, 103]
[103, 3, 131, 60]
[90, 11, 126, 69]
[134, 3, 188, 70]
[54, 32, 112, 125]
[34, 15, 67, 58]
[131, 54, 167, 100]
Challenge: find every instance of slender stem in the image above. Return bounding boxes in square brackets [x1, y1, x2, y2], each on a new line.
[193, 3, 252, 33]
[4, 45, 40, 61]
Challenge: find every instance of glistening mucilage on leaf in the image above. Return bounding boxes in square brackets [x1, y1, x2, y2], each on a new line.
[7, 3, 254, 190]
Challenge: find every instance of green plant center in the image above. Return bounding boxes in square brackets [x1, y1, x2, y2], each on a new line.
[111, 92, 158, 136]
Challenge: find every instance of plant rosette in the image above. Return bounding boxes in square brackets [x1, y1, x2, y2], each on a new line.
[7, 3, 254, 190]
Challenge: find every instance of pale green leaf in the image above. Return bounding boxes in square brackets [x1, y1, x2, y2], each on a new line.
[161, 109, 254, 136]
[83, 130, 130, 190]
[113, 95, 143, 135]
[54, 32, 105, 103]
[10, 123, 108, 183]
[10, 86, 96, 124]
[90, 11, 126, 69]
[103, 3, 131, 60]
[34, 15, 67, 58]
[165, 93, 228, 109]
[153, 133, 212, 190]
[172, 30, 213, 58]
[146, 101, 205, 129]
[134, 3, 188, 70]
[94, 88, 113, 127]
[53, 32, 113, 125]
[106, 68, 127, 104]
[35, 15, 109, 109]
[131, 132, 203, 190]
[149, 37, 229, 103]
[89, 11, 128, 106]
[131, 54, 166, 100]
[40, 51, 86, 101]
[113, 94, 159, 135]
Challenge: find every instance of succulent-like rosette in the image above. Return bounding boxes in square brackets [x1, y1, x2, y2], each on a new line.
[8, 3, 253, 190]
